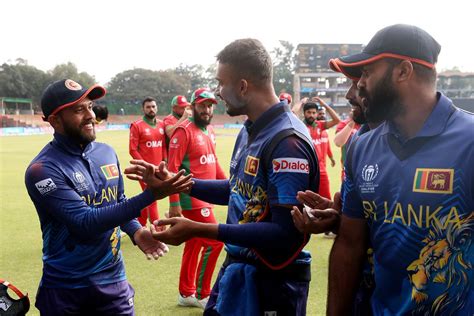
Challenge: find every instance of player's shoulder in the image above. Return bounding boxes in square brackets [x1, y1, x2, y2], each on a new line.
[176, 119, 193, 130]
[91, 141, 117, 155]
[130, 119, 144, 127]
[452, 105, 474, 124]
[25, 146, 62, 187]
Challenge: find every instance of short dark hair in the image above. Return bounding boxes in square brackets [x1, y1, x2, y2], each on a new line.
[303, 102, 318, 112]
[92, 104, 108, 122]
[385, 58, 437, 85]
[216, 38, 273, 86]
[413, 63, 437, 85]
[142, 97, 156, 107]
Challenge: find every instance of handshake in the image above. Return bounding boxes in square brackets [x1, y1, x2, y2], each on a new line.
[124, 160, 193, 200]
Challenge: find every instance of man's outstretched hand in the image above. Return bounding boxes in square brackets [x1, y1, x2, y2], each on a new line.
[133, 227, 169, 260]
[124, 160, 194, 200]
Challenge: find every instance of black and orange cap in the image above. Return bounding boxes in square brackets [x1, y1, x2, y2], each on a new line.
[329, 24, 441, 79]
[41, 79, 106, 121]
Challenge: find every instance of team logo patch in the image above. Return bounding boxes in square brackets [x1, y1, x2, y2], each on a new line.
[201, 208, 210, 217]
[35, 178, 57, 195]
[101, 164, 120, 180]
[413, 168, 454, 194]
[64, 79, 82, 90]
[244, 156, 259, 176]
[159, 128, 164, 135]
[272, 158, 309, 174]
[0, 295, 12, 311]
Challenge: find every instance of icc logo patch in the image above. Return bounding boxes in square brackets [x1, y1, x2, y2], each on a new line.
[413, 168, 454, 194]
[244, 156, 259, 176]
[362, 164, 379, 182]
[72, 171, 89, 191]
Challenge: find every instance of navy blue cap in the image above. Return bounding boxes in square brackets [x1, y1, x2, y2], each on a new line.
[41, 79, 106, 120]
[329, 24, 441, 79]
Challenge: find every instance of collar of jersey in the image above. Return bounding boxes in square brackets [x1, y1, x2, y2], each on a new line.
[380, 92, 452, 139]
[142, 115, 156, 127]
[53, 132, 93, 156]
[188, 117, 209, 133]
[245, 101, 289, 143]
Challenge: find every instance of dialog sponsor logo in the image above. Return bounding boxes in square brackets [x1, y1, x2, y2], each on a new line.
[272, 158, 309, 174]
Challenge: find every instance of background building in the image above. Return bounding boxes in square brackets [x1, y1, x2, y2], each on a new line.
[293, 43, 363, 114]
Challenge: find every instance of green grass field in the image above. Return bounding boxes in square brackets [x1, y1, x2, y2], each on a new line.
[0, 128, 342, 315]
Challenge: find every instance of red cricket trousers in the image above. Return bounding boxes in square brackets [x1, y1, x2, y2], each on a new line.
[319, 168, 332, 200]
[179, 207, 223, 299]
[137, 180, 159, 226]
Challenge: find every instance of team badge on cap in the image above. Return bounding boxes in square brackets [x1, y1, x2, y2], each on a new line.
[64, 79, 82, 91]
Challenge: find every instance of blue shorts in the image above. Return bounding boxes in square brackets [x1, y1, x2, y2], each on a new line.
[35, 280, 135, 316]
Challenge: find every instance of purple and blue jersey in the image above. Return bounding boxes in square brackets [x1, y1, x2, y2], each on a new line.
[343, 93, 474, 315]
[218, 102, 319, 268]
[25, 133, 154, 289]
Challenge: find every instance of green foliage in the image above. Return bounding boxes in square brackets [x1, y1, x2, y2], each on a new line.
[272, 40, 295, 96]
[0, 60, 96, 109]
[0, 60, 49, 105]
[105, 68, 192, 115]
[48, 62, 96, 88]
[0, 128, 343, 315]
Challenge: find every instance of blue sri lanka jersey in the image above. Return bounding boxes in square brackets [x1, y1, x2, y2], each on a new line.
[343, 93, 474, 315]
[226, 102, 319, 269]
[25, 133, 151, 289]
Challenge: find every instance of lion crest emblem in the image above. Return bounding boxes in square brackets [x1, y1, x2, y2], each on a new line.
[407, 213, 473, 315]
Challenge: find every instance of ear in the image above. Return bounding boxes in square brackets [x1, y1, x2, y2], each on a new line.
[239, 79, 248, 96]
[48, 114, 61, 129]
[395, 60, 414, 82]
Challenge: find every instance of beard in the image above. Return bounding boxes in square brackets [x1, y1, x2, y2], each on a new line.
[145, 112, 156, 120]
[304, 117, 315, 125]
[193, 109, 212, 128]
[350, 103, 367, 125]
[360, 66, 401, 123]
[62, 119, 96, 145]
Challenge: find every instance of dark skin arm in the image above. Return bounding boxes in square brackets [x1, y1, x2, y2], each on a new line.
[291, 191, 342, 234]
[327, 215, 368, 316]
[150, 217, 218, 245]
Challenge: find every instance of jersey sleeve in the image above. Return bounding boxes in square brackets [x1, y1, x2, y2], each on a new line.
[167, 127, 189, 206]
[267, 135, 317, 206]
[25, 161, 154, 236]
[129, 123, 143, 160]
[341, 144, 365, 219]
[115, 158, 142, 235]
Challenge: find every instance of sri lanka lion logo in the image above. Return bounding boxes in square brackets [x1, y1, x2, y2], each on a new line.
[110, 227, 121, 262]
[407, 213, 473, 315]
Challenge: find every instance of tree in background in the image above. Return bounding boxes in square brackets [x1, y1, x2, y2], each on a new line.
[105, 68, 191, 115]
[0, 59, 49, 105]
[48, 62, 96, 88]
[271, 40, 295, 97]
[0, 60, 96, 112]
